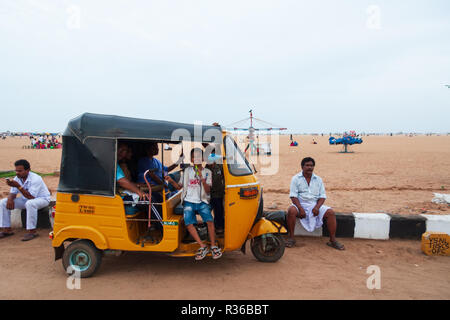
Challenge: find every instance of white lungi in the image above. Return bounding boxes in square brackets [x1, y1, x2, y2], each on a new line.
[291, 200, 331, 232]
[0, 197, 50, 230]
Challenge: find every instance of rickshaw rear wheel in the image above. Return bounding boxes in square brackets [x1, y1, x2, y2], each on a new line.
[62, 239, 103, 278]
[251, 233, 285, 263]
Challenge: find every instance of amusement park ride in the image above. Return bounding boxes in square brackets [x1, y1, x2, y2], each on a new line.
[329, 130, 363, 153]
[225, 110, 287, 155]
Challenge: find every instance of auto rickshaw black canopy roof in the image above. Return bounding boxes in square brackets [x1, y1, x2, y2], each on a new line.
[64, 113, 223, 143]
[58, 113, 223, 196]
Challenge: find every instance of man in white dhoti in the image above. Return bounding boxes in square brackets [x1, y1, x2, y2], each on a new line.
[286, 157, 345, 250]
[0, 159, 51, 241]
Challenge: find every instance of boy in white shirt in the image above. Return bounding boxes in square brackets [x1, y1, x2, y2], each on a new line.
[165, 148, 222, 260]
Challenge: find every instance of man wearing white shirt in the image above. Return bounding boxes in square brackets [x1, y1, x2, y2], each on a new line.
[286, 157, 345, 250]
[0, 159, 51, 241]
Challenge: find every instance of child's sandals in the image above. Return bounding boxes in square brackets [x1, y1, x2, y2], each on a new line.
[211, 246, 223, 260]
[195, 246, 210, 260]
[195, 245, 223, 260]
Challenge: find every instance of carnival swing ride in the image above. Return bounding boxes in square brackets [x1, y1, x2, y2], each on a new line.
[225, 109, 287, 156]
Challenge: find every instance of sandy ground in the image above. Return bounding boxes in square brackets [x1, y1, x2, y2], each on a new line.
[1, 135, 449, 215]
[0, 229, 449, 300]
[0, 135, 449, 300]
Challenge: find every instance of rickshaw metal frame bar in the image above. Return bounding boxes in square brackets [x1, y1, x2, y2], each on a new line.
[125, 219, 169, 222]
[151, 205, 163, 221]
[122, 201, 163, 205]
[226, 182, 260, 189]
[167, 190, 182, 201]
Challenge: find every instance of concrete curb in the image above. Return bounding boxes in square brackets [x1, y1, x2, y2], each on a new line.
[10, 201, 55, 229]
[264, 211, 450, 240]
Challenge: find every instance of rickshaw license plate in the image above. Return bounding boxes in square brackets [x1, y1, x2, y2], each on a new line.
[79, 205, 95, 214]
[162, 221, 178, 226]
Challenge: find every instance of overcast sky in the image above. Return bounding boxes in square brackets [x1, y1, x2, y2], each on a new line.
[0, 0, 449, 133]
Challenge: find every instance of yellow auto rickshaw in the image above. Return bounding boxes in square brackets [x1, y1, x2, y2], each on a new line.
[50, 113, 286, 277]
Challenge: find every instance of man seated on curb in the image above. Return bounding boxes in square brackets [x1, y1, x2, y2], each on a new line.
[286, 157, 345, 250]
[0, 159, 51, 241]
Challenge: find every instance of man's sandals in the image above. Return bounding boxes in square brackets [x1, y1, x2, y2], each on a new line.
[21, 233, 39, 241]
[327, 240, 345, 250]
[285, 238, 345, 250]
[0, 231, 14, 239]
[285, 238, 296, 248]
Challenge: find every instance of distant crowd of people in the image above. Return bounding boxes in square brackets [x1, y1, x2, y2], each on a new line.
[29, 135, 61, 149]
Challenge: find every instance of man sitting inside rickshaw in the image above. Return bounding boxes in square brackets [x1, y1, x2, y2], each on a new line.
[136, 142, 183, 203]
[117, 142, 147, 201]
[119, 143, 136, 182]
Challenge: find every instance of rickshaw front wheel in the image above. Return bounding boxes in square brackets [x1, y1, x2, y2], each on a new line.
[251, 233, 285, 263]
[62, 239, 103, 278]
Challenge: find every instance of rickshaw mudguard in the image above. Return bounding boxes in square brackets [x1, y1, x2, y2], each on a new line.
[52, 225, 108, 250]
[247, 218, 287, 239]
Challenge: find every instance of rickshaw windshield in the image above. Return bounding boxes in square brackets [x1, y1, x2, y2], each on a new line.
[224, 136, 253, 176]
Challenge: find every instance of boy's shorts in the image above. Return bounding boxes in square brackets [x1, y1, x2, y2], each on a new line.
[183, 201, 214, 226]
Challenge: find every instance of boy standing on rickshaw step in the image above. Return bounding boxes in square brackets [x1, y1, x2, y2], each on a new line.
[165, 148, 222, 261]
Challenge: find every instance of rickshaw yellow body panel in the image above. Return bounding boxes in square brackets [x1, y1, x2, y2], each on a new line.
[52, 192, 180, 252]
[221, 158, 260, 250]
[248, 218, 287, 239]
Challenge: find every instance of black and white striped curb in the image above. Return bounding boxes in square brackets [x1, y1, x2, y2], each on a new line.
[10, 207, 450, 240]
[264, 211, 450, 240]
